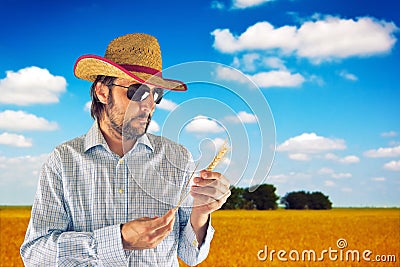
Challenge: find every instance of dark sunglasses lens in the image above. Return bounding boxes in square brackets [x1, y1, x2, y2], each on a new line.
[154, 88, 164, 104]
[126, 84, 164, 104]
[127, 84, 149, 101]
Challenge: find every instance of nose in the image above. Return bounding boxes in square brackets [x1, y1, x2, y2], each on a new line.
[139, 90, 156, 112]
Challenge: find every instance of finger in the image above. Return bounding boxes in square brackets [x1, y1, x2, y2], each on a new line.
[149, 209, 175, 230]
[191, 185, 231, 203]
[146, 215, 175, 242]
[133, 217, 175, 249]
[191, 192, 223, 210]
[195, 172, 230, 188]
[191, 185, 221, 199]
[200, 170, 220, 180]
[192, 176, 231, 195]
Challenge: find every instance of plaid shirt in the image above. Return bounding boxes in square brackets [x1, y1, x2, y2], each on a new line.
[21, 122, 214, 266]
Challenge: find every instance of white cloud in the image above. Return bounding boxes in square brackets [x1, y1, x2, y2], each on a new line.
[84, 101, 91, 112]
[0, 66, 67, 105]
[240, 53, 261, 72]
[318, 167, 352, 179]
[0, 110, 58, 131]
[211, 0, 225, 9]
[332, 172, 352, 179]
[318, 167, 334, 175]
[232, 54, 285, 72]
[268, 172, 311, 183]
[340, 155, 360, 164]
[288, 153, 310, 161]
[277, 133, 346, 154]
[185, 115, 225, 133]
[225, 111, 258, 124]
[215, 66, 305, 88]
[383, 160, 400, 171]
[211, 16, 398, 62]
[325, 153, 360, 164]
[211, 137, 228, 149]
[0, 132, 32, 147]
[309, 74, 325, 86]
[148, 120, 160, 133]
[324, 180, 335, 187]
[0, 154, 47, 187]
[212, 22, 297, 53]
[371, 177, 386, 182]
[250, 70, 305, 88]
[364, 145, 400, 158]
[381, 131, 398, 138]
[339, 70, 358, 81]
[263, 57, 287, 70]
[232, 0, 274, 9]
[215, 66, 249, 84]
[158, 99, 178, 111]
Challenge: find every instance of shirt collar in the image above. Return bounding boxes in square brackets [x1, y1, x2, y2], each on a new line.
[84, 121, 154, 153]
[84, 121, 108, 152]
[135, 133, 154, 152]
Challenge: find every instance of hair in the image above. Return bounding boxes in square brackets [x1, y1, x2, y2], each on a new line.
[90, 75, 117, 121]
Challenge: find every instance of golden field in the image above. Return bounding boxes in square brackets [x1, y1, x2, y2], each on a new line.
[1, 207, 399, 267]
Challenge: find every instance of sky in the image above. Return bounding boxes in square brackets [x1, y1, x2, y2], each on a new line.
[0, 0, 399, 206]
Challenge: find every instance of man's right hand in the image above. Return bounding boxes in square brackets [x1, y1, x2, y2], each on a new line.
[121, 209, 176, 250]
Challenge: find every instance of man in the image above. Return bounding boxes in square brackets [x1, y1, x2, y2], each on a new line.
[20, 33, 231, 266]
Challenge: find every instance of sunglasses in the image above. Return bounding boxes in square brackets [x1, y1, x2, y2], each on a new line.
[111, 83, 164, 104]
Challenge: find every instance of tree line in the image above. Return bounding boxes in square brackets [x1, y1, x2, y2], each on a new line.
[222, 184, 332, 210]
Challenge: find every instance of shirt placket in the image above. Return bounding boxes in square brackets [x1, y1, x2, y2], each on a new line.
[115, 157, 128, 224]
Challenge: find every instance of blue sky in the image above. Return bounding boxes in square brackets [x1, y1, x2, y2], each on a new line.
[0, 0, 399, 206]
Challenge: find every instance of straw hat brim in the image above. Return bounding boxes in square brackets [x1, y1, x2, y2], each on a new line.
[74, 55, 187, 91]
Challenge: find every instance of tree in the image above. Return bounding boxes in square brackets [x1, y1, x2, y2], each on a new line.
[281, 191, 332, 210]
[244, 184, 279, 210]
[221, 184, 279, 210]
[221, 187, 245, 210]
[281, 191, 308, 209]
[308, 191, 332, 210]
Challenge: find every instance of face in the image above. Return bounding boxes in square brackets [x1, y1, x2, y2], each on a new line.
[104, 78, 157, 140]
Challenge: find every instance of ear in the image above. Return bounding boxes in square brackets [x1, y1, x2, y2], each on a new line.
[95, 82, 109, 104]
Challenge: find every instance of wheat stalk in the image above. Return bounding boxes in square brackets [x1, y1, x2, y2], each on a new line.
[207, 139, 229, 171]
[174, 162, 199, 210]
[174, 140, 230, 210]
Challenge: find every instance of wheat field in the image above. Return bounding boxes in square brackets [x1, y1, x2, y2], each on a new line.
[1, 207, 399, 266]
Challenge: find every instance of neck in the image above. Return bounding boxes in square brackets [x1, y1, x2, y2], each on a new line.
[98, 119, 136, 157]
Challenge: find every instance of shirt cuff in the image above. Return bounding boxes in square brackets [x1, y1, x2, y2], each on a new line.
[93, 224, 129, 265]
[181, 216, 215, 265]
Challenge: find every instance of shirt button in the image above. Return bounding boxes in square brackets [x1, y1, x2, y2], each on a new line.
[119, 159, 124, 164]
[192, 240, 198, 247]
[119, 189, 124, 194]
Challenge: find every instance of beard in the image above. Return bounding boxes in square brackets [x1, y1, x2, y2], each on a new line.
[105, 94, 151, 141]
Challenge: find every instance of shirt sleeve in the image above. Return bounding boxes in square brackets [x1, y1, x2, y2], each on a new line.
[177, 206, 215, 266]
[20, 150, 129, 266]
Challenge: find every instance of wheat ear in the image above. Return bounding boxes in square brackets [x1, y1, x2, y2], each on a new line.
[174, 140, 230, 211]
[206, 139, 229, 171]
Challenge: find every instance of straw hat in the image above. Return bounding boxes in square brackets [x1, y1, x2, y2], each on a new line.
[74, 33, 187, 91]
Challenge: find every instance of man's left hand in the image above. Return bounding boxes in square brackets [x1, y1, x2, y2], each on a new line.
[190, 170, 231, 215]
